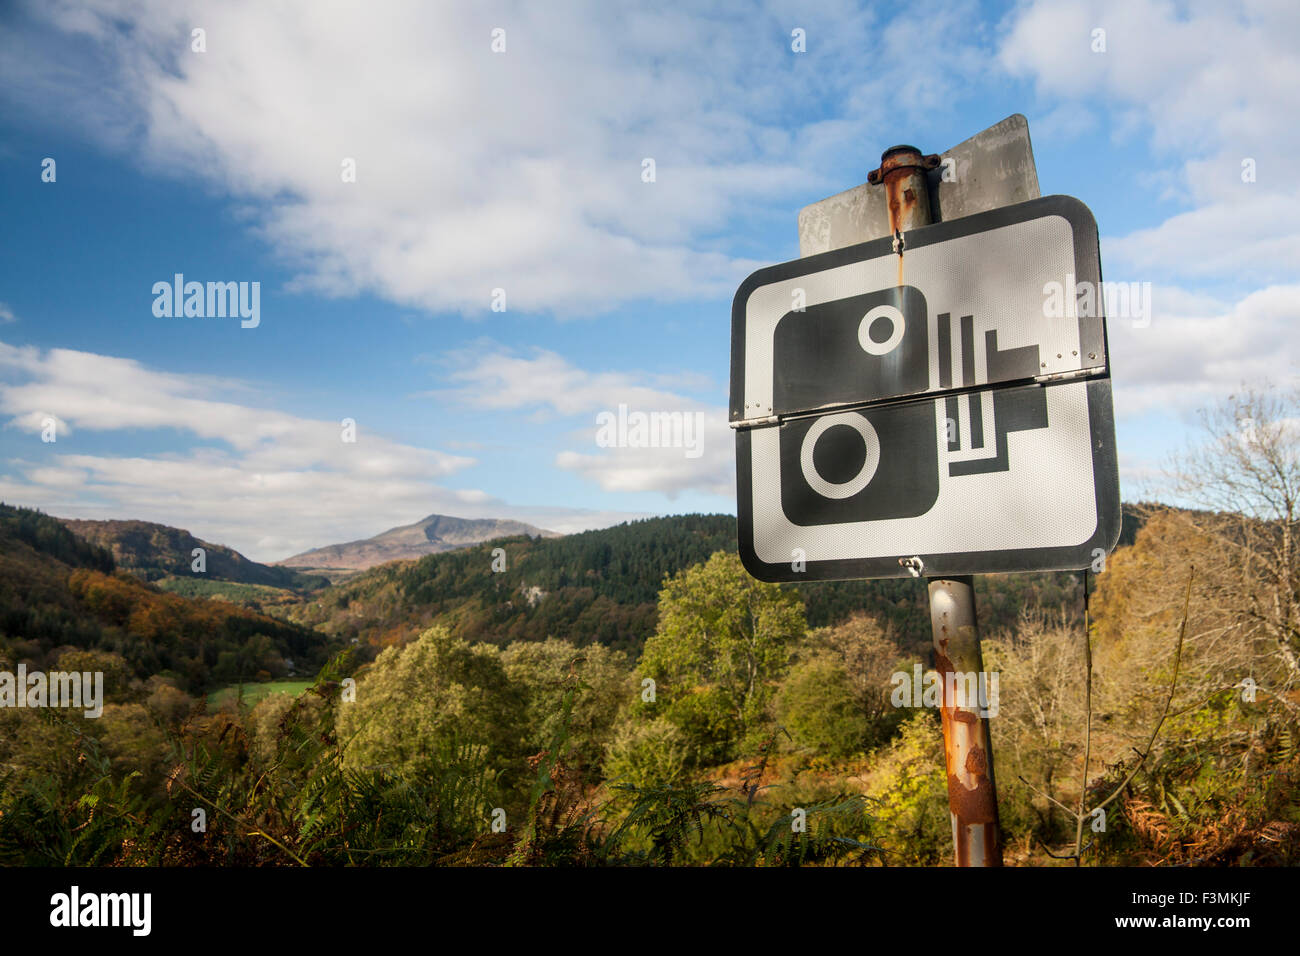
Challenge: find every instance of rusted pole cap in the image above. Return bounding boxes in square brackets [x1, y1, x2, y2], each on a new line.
[868, 145, 942, 237]
[867, 145, 941, 185]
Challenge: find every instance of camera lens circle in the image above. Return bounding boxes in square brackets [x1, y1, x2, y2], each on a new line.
[799, 412, 880, 499]
[858, 304, 905, 355]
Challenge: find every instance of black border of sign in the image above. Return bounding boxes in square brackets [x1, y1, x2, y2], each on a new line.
[731, 194, 1120, 582]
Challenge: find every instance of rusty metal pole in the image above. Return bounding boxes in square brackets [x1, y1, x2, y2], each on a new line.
[869, 145, 1004, 867]
[928, 577, 1002, 866]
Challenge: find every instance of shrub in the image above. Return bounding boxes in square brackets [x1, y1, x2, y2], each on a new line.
[603, 717, 690, 791]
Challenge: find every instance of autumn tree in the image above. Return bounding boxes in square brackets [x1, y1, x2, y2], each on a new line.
[337, 626, 525, 791]
[1164, 385, 1300, 690]
[500, 637, 632, 774]
[637, 551, 805, 766]
[1020, 385, 1300, 863]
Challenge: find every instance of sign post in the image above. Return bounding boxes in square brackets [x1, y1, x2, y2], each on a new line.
[729, 116, 1121, 866]
[874, 143, 1000, 868]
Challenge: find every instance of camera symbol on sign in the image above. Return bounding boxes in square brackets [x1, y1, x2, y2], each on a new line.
[774, 285, 930, 411]
[776, 286, 939, 526]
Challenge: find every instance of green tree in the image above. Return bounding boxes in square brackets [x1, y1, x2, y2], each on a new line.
[54, 648, 132, 701]
[500, 638, 632, 773]
[603, 716, 690, 790]
[775, 658, 867, 758]
[637, 551, 805, 765]
[797, 613, 908, 749]
[864, 711, 951, 864]
[337, 626, 525, 791]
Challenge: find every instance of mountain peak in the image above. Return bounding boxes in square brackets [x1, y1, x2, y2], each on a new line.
[274, 513, 558, 571]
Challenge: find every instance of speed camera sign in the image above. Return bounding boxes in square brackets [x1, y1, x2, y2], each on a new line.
[730, 194, 1121, 582]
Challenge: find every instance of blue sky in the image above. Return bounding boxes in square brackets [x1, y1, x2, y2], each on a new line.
[1, 0, 1296, 562]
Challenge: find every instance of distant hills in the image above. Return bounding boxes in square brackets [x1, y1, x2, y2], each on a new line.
[283, 514, 1074, 654]
[273, 513, 558, 571]
[1, 504, 338, 692]
[60, 517, 320, 589]
[285, 507, 1150, 655]
[1, 502, 1154, 689]
[286, 514, 739, 651]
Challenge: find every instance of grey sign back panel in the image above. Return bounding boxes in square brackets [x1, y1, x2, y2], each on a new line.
[797, 114, 1040, 258]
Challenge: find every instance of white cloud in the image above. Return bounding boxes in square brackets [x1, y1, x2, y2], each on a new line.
[1107, 283, 1300, 416]
[8, 0, 1291, 534]
[1104, 193, 1300, 283]
[1001, 0, 1300, 282]
[442, 346, 733, 497]
[1000, 1, 1300, 161]
[1, 0, 1005, 318]
[0, 338, 642, 560]
[0, 341, 472, 477]
[1001, 0, 1300, 428]
[0, 1, 820, 316]
[0, 303, 16, 324]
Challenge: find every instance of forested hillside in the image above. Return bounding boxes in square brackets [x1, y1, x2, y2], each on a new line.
[9, 490, 1261, 871]
[0, 504, 339, 693]
[60, 517, 324, 589]
[5, 503, 1148, 689]
[4, 497, 1295, 867]
[286, 510, 1145, 654]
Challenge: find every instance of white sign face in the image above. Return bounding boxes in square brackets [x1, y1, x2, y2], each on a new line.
[730, 195, 1120, 582]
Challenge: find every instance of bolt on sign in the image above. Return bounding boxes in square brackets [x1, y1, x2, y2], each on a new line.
[730, 194, 1121, 581]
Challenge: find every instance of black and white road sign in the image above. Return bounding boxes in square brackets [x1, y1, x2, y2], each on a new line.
[730, 194, 1121, 582]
